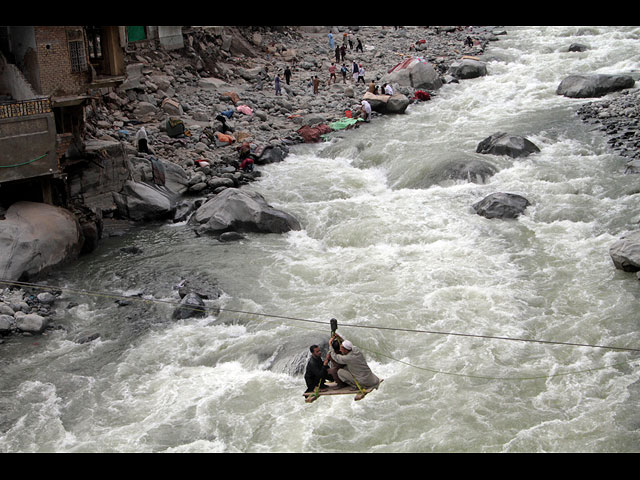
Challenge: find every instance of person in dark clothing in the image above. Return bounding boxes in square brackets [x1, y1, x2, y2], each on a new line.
[304, 345, 332, 393]
[284, 66, 292, 85]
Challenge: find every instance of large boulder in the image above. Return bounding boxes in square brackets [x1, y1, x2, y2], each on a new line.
[438, 159, 498, 184]
[129, 156, 190, 195]
[447, 58, 488, 79]
[0, 201, 84, 281]
[172, 292, 207, 320]
[557, 74, 635, 98]
[609, 230, 640, 273]
[476, 132, 540, 158]
[113, 180, 177, 221]
[473, 193, 531, 219]
[362, 92, 410, 114]
[384, 57, 442, 90]
[189, 188, 301, 235]
[16, 313, 48, 334]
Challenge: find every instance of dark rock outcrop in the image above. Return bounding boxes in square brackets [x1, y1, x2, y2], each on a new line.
[557, 74, 635, 98]
[473, 193, 531, 219]
[476, 132, 540, 158]
[189, 188, 301, 235]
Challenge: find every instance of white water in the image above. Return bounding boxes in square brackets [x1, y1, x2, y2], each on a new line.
[1, 26, 640, 452]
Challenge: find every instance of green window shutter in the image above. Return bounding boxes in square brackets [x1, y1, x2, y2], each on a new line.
[126, 26, 146, 42]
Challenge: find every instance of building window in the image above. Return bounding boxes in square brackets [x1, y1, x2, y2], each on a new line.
[67, 29, 87, 73]
[86, 26, 103, 61]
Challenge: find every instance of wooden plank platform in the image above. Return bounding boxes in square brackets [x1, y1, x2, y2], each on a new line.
[303, 380, 383, 403]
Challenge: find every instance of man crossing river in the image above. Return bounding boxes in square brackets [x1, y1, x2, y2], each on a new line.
[327, 334, 381, 394]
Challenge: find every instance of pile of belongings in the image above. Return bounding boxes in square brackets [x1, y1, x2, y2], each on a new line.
[412, 90, 431, 101]
[296, 124, 332, 143]
[329, 116, 363, 131]
[166, 117, 188, 138]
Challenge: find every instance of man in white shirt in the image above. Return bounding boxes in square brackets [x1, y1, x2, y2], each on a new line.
[361, 100, 371, 122]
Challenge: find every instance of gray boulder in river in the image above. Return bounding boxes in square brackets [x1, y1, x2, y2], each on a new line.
[476, 132, 540, 158]
[446, 58, 487, 80]
[0, 201, 84, 281]
[473, 192, 531, 219]
[173, 292, 207, 320]
[556, 74, 635, 98]
[609, 230, 640, 273]
[189, 188, 301, 235]
[362, 92, 411, 114]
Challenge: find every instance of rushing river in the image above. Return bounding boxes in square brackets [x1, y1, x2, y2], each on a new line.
[2, 26, 640, 453]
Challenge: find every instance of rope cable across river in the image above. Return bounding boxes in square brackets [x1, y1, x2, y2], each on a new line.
[2, 279, 637, 382]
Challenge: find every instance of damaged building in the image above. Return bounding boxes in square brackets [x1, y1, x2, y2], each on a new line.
[0, 25, 184, 252]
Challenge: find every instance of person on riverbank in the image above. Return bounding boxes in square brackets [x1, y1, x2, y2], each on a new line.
[304, 344, 332, 393]
[329, 63, 337, 84]
[341, 63, 348, 83]
[361, 100, 371, 122]
[357, 64, 366, 84]
[328, 337, 380, 391]
[312, 76, 320, 94]
[275, 73, 282, 96]
[135, 126, 152, 154]
[284, 66, 292, 85]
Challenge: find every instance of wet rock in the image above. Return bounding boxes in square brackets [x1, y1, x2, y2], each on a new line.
[473, 192, 531, 219]
[476, 132, 540, 158]
[557, 74, 635, 98]
[568, 43, 589, 52]
[77, 332, 101, 344]
[609, 230, 640, 273]
[447, 58, 487, 79]
[16, 313, 48, 334]
[172, 292, 207, 320]
[36, 292, 56, 305]
[0, 314, 14, 334]
[190, 188, 301, 235]
[0, 302, 15, 316]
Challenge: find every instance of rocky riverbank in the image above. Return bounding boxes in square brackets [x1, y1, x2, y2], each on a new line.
[577, 88, 640, 166]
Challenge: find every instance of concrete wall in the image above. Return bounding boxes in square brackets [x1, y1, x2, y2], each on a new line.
[0, 110, 57, 183]
[158, 26, 184, 50]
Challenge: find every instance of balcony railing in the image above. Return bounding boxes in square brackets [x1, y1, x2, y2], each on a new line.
[0, 98, 52, 120]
